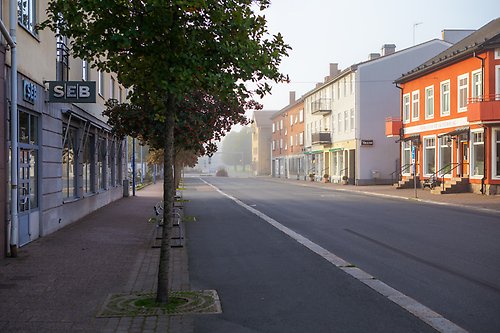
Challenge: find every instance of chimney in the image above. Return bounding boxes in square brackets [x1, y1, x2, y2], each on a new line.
[289, 91, 296, 105]
[324, 76, 330, 83]
[381, 44, 396, 56]
[315, 82, 322, 88]
[368, 53, 380, 60]
[329, 63, 340, 77]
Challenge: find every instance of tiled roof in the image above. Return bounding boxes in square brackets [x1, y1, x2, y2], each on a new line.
[396, 18, 500, 83]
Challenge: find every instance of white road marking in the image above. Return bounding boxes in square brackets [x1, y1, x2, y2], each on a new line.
[200, 178, 468, 333]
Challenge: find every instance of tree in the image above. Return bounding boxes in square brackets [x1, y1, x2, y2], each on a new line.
[221, 126, 252, 169]
[41, 0, 289, 304]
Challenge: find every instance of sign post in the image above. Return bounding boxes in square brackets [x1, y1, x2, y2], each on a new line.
[412, 146, 417, 198]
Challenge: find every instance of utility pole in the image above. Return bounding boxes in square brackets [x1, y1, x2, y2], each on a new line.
[413, 22, 423, 46]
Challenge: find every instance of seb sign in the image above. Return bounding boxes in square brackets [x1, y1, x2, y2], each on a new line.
[48, 81, 96, 103]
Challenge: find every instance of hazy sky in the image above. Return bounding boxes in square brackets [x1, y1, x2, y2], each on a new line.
[253, 0, 500, 111]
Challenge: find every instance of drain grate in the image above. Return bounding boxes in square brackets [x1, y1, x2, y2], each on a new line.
[97, 290, 222, 317]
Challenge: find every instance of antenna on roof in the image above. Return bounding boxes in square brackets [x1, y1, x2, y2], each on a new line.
[413, 22, 423, 45]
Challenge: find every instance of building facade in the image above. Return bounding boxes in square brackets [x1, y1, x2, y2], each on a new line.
[271, 92, 305, 179]
[2, 0, 127, 255]
[251, 110, 275, 176]
[389, 18, 500, 194]
[304, 40, 452, 185]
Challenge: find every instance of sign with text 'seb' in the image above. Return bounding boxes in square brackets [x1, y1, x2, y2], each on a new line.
[48, 81, 96, 103]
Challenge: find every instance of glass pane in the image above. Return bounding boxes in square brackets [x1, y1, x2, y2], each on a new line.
[30, 115, 38, 145]
[473, 144, 484, 176]
[30, 150, 38, 208]
[19, 112, 29, 143]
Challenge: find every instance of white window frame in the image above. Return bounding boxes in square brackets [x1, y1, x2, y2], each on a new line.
[471, 129, 485, 178]
[457, 73, 469, 112]
[272, 123, 275, 133]
[344, 110, 348, 131]
[299, 109, 304, 123]
[98, 70, 104, 97]
[402, 141, 412, 175]
[403, 93, 410, 123]
[493, 127, 500, 179]
[495, 48, 500, 60]
[438, 136, 453, 177]
[425, 85, 434, 119]
[280, 119, 283, 130]
[472, 69, 483, 102]
[290, 115, 293, 126]
[18, 0, 37, 35]
[495, 65, 500, 101]
[423, 135, 436, 176]
[82, 60, 89, 81]
[299, 132, 304, 145]
[412, 91, 420, 121]
[440, 80, 450, 117]
[337, 112, 342, 132]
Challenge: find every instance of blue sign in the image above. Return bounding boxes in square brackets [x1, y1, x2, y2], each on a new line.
[23, 80, 37, 104]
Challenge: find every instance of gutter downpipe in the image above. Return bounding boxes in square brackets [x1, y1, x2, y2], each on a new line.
[2, 1, 18, 257]
[474, 52, 486, 195]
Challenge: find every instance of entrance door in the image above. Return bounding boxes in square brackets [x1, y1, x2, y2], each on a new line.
[459, 141, 469, 177]
[18, 149, 32, 246]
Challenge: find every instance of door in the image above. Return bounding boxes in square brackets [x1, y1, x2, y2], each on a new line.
[18, 149, 32, 246]
[459, 141, 469, 177]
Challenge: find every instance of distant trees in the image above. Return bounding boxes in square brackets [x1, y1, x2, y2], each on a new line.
[221, 127, 252, 169]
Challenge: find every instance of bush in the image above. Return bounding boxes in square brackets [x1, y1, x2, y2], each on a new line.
[216, 168, 228, 177]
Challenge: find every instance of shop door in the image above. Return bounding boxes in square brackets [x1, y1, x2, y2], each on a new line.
[459, 141, 469, 177]
[18, 149, 32, 245]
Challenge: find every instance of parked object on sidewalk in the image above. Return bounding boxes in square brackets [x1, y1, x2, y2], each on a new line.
[216, 168, 228, 177]
[422, 175, 438, 190]
[342, 175, 348, 185]
[323, 174, 330, 183]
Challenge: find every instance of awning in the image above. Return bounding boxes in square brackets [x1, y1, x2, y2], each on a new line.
[304, 150, 323, 155]
[438, 127, 469, 138]
[397, 134, 420, 143]
[329, 147, 344, 152]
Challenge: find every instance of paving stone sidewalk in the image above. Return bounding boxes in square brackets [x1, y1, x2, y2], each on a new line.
[0, 182, 192, 333]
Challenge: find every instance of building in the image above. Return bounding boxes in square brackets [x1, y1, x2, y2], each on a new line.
[270, 92, 305, 179]
[0, 41, 6, 257]
[304, 39, 452, 185]
[2, 0, 127, 256]
[251, 110, 275, 176]
[388, 18, 500, 195]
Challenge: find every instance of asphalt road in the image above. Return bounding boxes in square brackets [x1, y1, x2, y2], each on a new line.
[184, 177, 500, 333]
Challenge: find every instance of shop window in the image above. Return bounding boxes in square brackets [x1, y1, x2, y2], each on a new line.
[62, 126, 77, 199]
[97, 137, 107, 190]
[471, 131, 484, 177]
[438, 136, 452, 175]
[424, 137, 436, 175]
[402, 141, 411, 173]
[495, 129, 500, 178]
[83, 134, 95, 194]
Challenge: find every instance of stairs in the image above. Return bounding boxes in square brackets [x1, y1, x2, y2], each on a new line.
[431, 177, 470, 194]
[393, 176, 419, 189]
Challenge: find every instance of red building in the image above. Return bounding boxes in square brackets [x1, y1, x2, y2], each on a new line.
[387, 19, 500, 194]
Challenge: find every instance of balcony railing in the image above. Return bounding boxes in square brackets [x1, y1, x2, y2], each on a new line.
[311, 98, 332, 115]
[311, 131, 331, 145]
[385, 117, 402, 137]
[468, 94, 500, 122]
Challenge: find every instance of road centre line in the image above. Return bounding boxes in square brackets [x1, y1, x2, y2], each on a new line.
[200, 178, 468, 333]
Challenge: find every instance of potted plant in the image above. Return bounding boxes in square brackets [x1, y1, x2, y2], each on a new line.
[308, 173, 315, 181]
[323, 174, 329, 183]
[341, 175, 348, 185]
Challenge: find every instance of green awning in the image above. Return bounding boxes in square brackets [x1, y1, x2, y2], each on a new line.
[329, 148, 344, 152]
[304, 150, 323, 155]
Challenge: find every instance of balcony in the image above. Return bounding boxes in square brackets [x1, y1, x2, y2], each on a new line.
[311, 131, 331, 145]
[385, 117, 402, 137]
[467, 95, 500, 122]
[311, 98, 332, 115]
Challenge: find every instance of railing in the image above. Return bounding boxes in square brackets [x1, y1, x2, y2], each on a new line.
[469, 94, 500, 103]
[425, 162, 468, 191]
[311, 98, 332, 115]
[311, 131, 331, 144]
[390, 163, 413, 183]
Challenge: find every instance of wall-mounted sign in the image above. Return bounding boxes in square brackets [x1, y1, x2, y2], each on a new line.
[23, 80, 37, 104]
[361, 139, 374, 146]
[48, 81, 96, 103]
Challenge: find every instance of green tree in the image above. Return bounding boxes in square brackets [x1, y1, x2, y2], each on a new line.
[40, 0, 289, 304]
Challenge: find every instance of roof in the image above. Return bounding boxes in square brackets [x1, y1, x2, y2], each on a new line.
[271, 96, 305, 119]
[396, 18, 500, 83]
[252, 110, 276, 127]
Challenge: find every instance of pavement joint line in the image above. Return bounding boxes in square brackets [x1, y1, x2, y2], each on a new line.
[200, 177, 470, 333]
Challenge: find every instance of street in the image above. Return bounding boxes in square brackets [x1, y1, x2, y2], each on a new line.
[185, 177, 500, 333]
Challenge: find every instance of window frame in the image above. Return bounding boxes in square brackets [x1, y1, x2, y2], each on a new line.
[425, 85, 434, 119]
[471, 130, 485, 178]
[440, 80, 450, 117]
[423, 136, 436, 176]
[471, 69, 483, 102]
[18, 0, 37, 36]
[403, 93, 410, 123]
[457, 73, 469, 112]
[412, 90, 420, 121]
[62, 124, 78, 200]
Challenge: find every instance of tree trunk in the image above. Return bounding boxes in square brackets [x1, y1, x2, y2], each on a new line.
[156, 94, 175, 304]
[174, 153, 182, 190]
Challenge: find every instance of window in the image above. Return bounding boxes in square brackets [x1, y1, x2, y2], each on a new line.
[337, 112, 342, 132]
[108, 140, 116, 187]
[495, 129, 500, 178]
[337, 82, 341, 99]
[97, 137, 106, 190]
[18, 111, 39, 211]
[290, 136, 293, 147]
[343, 78, 347, 97]
[280, 139, 283, 149]
[272, 141, 275, 150]
[272, 123, 275, 133]
[119, 87, 123, 103]
[350, 75, 354, 94]
[280, 119, 283, 130]
[412, 91, 419, 120]
[56, 35, 70, 81]
[458, 74, 468, 112]
[299, 132, 304, 145]
[62, 125, 77, 199]
[438, 136, 452, 175]
[98, 70, 104, 96]
[299, 109, 304, 123]
[110, 77, 116, 100]
[424, 137, 436, 175]
[82, 60, 89, 81]
[495, 48, 500, 59]
[472, 70, 482, 102]
[402, 141, 411, 173]
[471, 131, 484, 177]
[403, 94, 410, 123]
[425, 86, 434, 119]
[83, 134, 94, 194]
[344, 110, 348, 131]
[290, 115, 293, 126]
[440, 80, 450, 116]
[496, 65, 500, 101]
[18, 0, 37, 34]
[350, 109, 354, 130]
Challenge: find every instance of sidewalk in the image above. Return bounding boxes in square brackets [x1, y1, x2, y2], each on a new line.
[0, 182, 192, 333]
[267, 177, 500, 214]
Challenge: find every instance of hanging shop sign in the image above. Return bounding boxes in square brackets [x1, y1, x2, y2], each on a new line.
[48, 81, 96, 103]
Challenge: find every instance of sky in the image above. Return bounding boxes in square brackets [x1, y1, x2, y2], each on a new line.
[251, 0, 500, 113]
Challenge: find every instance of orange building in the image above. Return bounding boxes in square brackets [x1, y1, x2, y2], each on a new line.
[271, 92, 306, 179]
[387, 19, 500, 194]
